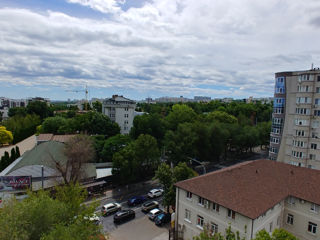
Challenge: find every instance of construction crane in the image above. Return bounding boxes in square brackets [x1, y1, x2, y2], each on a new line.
[65, 86, 89, 110]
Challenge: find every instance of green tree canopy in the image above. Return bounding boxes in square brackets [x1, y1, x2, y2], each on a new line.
[92, 101, 102, 113]
[27, 101, 52, 119]
[166, 104, 197, 130]
[101, 134, 132, 162]
[112, 134, 160, 184]
[206, 111, 238, 124]
[0, 184, 100, 240]
[0, 126, 13, 145]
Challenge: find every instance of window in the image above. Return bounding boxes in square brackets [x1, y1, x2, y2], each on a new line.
[295, 130, 306, 137]
[318, 76, 320, 82]
[287, 214, 294, 225]
[211, 223, 218, 234]
[311, 203, 319, 213]
[185, 209, 191, 222]
[227, 209, 235, 219]
[316, 99, 320, 105]
[288, 196, 295, 204]
[212, 203, 220, 212]
[198, 197, 205, 206]
[311, 143, 317, 150]
[312, 121, 320, 128]
[317, 87, 320, 93]
[315, 110, 320, 116]
[310, 154, 316, 160]
[269, 222, 273, 232]
[186, 191, 192, 199]
[270, 147, 278, 154]
[312, 132, 318, 139]
[197, 215, 204, 229]
[308, 222, 317, 234]
[125, 107, 128, 111]
[124, 114, 129, 118]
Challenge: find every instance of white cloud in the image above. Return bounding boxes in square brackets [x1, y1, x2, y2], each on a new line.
[1, 0, 320, 99]
[67, 0, 125, 14]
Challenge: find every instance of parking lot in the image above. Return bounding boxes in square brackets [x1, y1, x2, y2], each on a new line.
[97, 189, 169, 240]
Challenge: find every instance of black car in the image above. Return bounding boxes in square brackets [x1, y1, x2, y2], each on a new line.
[155, 212, 171, 226]
[142, 201, 159, 213]
[113, 209, 135, 224]
[127, 195, 147, 206]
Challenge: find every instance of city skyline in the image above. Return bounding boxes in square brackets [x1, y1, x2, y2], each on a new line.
[1, 0, 320, 100]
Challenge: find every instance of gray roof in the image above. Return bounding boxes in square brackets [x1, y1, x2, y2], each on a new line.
[3, 141, 96, 179]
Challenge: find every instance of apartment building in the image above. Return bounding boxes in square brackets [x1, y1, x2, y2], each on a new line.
[269, 68, 320, 169]
[175, 160, 320, 240]
[102, 95, 136, 134]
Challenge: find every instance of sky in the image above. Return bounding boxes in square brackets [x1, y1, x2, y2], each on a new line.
[1, 0, 320, 101]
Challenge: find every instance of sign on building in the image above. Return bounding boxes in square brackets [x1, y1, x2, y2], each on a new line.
[0, 176, 32, 192]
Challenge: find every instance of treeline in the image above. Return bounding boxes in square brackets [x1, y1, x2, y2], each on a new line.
[0, 146, 20, 171]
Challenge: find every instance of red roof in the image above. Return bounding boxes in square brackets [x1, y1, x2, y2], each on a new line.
[175, 160, 320, 219]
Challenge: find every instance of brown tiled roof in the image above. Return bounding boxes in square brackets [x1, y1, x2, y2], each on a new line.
[52, 134, 75, 143]
[175, 160, 320, 219]
[37, 134, 54, 141]
[37, 134, 76, 143]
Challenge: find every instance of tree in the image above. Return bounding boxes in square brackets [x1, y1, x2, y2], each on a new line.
[0, 126, 13, 145]
[0, 151, 10, 171]
[54, 135, 95, 184]
[0, 184, 100, 240]
[166, 104, 197, 130]
[154, 162, 196, 211]
[101, 134, 132, 162]
[41, 116, 68, 134]
[207, 111, 238, 124]
[194, 227, 298, 240]
[27, 101, 52, 119]
[8, 107, 27, 118]
[92, 101, 102, 113]
[3, 114, 41, 143]
[130, 113, 166, 143]
[112, 134, 160, 184]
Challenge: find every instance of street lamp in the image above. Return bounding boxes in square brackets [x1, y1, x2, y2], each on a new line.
[187, 157, 206, 174]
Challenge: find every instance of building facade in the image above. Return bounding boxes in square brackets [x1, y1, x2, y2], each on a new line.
[102, 95, 136, 134]
[269, 68, 320, 169]
[175, 160, 320, 240]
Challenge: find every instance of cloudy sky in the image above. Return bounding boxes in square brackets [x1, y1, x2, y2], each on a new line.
[0, 0, 320, 101]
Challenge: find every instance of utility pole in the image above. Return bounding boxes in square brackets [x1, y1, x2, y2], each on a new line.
[41, 165, 44, 189]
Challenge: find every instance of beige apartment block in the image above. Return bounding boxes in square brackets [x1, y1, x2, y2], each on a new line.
[270, 68, 320, 169]
[102, 95, 136, 135]
[174, 160, 320, 240]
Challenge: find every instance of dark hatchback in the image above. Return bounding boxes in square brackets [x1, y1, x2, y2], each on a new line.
[141, 201, 159, 213]
[127, 196, 147, 206]
[113, 209, 135, 224]
[155, 213, 171, 226]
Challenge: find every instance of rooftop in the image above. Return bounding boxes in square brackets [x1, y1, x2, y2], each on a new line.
[175, 160, 320, 219]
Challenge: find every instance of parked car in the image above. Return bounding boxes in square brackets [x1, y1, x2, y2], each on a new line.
[142, 201, 159, 213]
[148, 189, 164, 198]
[84, 213, 100, 225]
[148, 208, 163, 221]
[113, 209, 135, 224]
[155, 212, 171, 226]
[102, 202, 121, 216]
[127, 195, 147, 206]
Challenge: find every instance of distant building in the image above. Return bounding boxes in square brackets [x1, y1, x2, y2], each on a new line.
[175, 160, 320, 240]
[269, 68, 320, 170]
[27, 97, 50, 105]
[246, 97, 273, 104]
[102, 95, 136, 134]
[194, 96, 211, 102]
[0, 97, 28, 120]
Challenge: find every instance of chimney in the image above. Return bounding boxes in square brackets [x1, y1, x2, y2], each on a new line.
[112, 95, 118, 99]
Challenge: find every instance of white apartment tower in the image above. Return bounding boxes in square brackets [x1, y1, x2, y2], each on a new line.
[102, 95, 136, 135]
[269, 68, 320, 169]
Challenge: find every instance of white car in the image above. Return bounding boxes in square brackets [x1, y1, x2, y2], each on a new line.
[148, 208, 163, 221]
[148, 188, 164, 198]
[102, 202, 121, 216]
